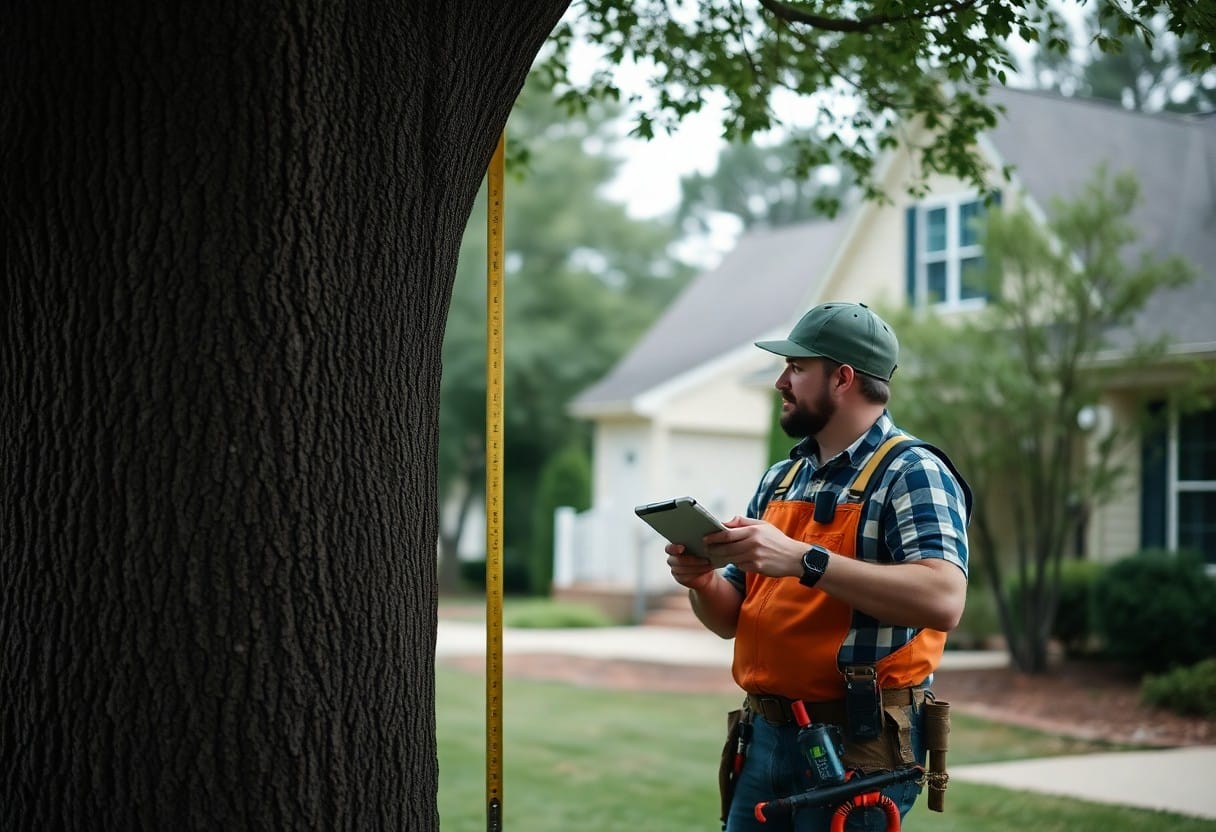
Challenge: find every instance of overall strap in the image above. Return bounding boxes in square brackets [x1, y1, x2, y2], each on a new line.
[770, 457, 805, 500]
[845, 434, 912, 504]
[851, 435, 921, 563]
[852, 436, 974, 561]
[857, 439, 974, 519]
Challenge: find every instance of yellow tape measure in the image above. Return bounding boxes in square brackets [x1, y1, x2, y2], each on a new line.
[484, 130, 506, 832]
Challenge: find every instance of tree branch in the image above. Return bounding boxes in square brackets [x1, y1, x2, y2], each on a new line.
[758, 0, 983, 32]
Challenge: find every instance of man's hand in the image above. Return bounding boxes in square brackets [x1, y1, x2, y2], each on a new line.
[665, 543, 717, 591]
[704, 516, 806, 578]
[665, 541, 744, 639]
[699, 517, 967, 631]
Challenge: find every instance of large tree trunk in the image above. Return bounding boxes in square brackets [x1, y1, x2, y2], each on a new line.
[1, 2, 567, 829]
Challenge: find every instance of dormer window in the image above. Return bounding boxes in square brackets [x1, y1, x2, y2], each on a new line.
[905, 193, 996, 309]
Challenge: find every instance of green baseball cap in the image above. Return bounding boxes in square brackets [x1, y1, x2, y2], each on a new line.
[755, 302, 899, 381]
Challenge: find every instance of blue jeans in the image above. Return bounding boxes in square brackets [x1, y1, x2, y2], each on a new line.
[725, 703, 925, 832]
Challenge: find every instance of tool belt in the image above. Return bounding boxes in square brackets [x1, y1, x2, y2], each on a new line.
[744, 687, 927, 776]
[740, 689, 952, 812]
[743, 688, 925, 727]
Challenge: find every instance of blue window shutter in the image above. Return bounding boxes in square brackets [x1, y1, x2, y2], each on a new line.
[988, 189, 1002, 302]
[905, 206, 917, 306]
[1140, 400, 1167, 549]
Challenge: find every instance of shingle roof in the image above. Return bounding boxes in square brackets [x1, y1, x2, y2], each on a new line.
[570, 215, 851, 412]
[986, 87, 1216, 351]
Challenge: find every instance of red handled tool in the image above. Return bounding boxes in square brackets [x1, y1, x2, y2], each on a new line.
[753, 766, 922, 829]
[754, 699, 921, 831]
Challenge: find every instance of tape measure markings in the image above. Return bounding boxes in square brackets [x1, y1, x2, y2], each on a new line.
[485, 130, 506, 832]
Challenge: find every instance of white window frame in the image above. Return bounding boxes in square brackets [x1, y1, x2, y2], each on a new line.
[913, 192, 988, 311]
[1166, 406, 1216, 572]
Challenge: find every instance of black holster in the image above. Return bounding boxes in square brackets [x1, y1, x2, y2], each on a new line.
[718, 708, 750, 827]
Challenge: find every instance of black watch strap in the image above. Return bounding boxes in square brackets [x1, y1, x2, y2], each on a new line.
[799, 545, 830, 588]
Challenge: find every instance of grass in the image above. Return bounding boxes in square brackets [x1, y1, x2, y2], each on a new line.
[437, 665, 1214, 832]
[438, 595, 616, 628]
[501, 599, 616, 629]
[943, 710, 1138, 765]
[903, 783, 1216, 832]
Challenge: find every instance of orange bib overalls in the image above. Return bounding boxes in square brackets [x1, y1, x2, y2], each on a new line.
[732, 437, 947, 702]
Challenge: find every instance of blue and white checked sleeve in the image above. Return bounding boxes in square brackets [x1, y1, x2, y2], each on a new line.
[868, 447, 969, 576]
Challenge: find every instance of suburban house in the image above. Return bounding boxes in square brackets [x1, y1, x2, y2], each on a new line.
[559, 87, 1215, 617]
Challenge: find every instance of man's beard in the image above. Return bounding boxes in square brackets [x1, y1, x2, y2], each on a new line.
[780, 389, 836, 438]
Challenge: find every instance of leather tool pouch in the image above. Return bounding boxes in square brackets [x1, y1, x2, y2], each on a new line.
[840, 702, 916, 773]
[844, 665, 883, 742]
[924, 699, 951, 812]
[718, 708, 749, 826]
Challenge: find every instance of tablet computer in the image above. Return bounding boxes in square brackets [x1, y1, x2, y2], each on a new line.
[634, 496, 727, 559]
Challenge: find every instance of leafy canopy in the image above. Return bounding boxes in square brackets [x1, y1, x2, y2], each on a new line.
[675, 132, 854, 231]
[1022, 0, 1216, 112]
[538, 0, 1216, 209]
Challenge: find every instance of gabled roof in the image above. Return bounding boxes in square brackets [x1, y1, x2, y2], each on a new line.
[985, 87, 1216, 352]
[574, 89, 1216, 414]
[570, 215, 851, 414]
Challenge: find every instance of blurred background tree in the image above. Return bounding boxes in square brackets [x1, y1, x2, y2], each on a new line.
[1021, 0, 1216, 112]
[438, 85, 692, 593]
[674, 134, 854, 235]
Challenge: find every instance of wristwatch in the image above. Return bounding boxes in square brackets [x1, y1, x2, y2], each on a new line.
[799, 544, 831, 588]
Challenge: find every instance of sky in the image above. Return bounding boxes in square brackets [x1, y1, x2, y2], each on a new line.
[605, 105, 741, 268]
[564, 44, 741, 268]
[600, 97, 727, 219]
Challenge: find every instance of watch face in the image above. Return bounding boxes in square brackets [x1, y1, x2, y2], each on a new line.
[800, 546, 827, 587]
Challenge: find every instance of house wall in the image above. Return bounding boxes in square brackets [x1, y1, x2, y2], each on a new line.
[585, 418, 653, 578]
[658, 430, 770, 519]
[561, 354, 775, 598]
[1085, 393, 1145, 563]
[652, 355, 777, 434]
[819, 200, 897, 306]
[639, 346, 777, 514]
[820, 144, 1030, 316]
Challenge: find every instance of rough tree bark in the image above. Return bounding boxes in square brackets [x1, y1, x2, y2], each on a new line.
[1, 2, 568, 829]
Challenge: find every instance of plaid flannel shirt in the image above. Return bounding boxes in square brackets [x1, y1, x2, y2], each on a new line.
[722, 411, 970, 666]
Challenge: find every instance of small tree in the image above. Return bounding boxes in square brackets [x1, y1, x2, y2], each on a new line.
[528, 445, 592, 595]
[891, 166, 1194, 673]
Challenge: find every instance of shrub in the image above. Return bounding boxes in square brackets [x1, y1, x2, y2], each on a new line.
[528, 446, 592, 595]
[1092, 549, 1216, 674]
[1005, 559, 1104, 655]
[1049, 560, 1105, 655]
[1141, 658, 1216, 717]
[458, 553, 532, 595]
[949, 583, 1000, 650]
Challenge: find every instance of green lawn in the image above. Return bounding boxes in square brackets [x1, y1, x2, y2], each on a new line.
[437, 665, 1213, 831]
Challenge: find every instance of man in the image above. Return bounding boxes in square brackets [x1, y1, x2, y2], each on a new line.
[667, 302, 970, 831]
